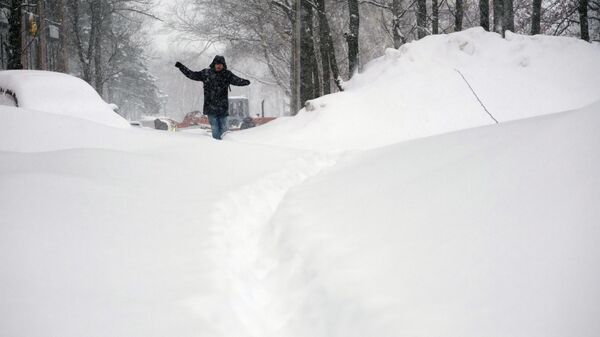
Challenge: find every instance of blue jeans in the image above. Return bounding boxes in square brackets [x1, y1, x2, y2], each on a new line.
[208, 115, 228, 140]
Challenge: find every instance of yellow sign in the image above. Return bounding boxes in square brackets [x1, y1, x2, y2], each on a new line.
[28, 15, 37, 36]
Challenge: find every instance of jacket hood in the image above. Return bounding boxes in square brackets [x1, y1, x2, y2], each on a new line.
[210, 55, 227, 70]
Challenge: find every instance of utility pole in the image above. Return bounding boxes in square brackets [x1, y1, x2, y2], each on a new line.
[57, 0, 68, 72]
[37, 0, 47, 70]
[7, 0, 23, 69]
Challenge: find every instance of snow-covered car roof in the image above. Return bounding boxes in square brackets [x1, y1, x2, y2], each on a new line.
[0, 70, 129, 128]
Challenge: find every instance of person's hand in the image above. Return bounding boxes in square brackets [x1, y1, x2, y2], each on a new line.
[175, 61, 183, 68]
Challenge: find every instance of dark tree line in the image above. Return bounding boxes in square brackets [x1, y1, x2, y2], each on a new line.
[5, 0, 598, 117]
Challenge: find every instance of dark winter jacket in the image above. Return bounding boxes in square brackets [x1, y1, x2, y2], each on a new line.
[177, 56, 250, 116]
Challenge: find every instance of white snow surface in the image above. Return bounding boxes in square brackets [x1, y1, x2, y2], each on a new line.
[0, 70, 129, 128]
[267, 101, 600, 337]
[1, 30, 600, 337]
[231, 28, 600, 151]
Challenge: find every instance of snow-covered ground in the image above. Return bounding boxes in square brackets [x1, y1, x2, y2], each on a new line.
[266, 102, 600, 337]
[1, 29, 599, 337]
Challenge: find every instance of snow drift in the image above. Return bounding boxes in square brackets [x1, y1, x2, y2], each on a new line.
[232, 28, 600, 151]
[0, 104, 307, 337]
[265, 101, 600, 337]
[3, 100, 598, 337]
[0, 70, 129, 128]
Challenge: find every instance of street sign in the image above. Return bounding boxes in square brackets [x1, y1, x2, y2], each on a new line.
[49, 25, 59, 39]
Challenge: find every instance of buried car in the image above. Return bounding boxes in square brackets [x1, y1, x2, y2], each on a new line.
[0, 70, 129, 128]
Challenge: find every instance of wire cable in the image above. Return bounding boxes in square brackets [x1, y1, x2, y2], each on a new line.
[455, 68, 499, 125]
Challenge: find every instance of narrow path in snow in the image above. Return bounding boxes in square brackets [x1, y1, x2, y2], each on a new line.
[208, 151, 338, 337]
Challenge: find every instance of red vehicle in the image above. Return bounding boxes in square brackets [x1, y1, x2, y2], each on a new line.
[176, 97, 276, 130]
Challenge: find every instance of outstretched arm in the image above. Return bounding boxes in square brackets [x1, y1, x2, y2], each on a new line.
[228, 71, 251, 86]
[176, 62, 206, 81]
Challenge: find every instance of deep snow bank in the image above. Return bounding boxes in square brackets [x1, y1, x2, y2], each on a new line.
[267, 101, 600, 337]
[0, 70, 129, 128]
[0, 104, 308, 337]
[232, 28, 600, 151]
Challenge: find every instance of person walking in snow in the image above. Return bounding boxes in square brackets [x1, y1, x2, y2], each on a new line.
[175, 55, 251, 140]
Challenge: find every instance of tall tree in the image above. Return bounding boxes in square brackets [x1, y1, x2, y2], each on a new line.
[300, 0, 316, 104]
[67, 0, 94, 84]
[432, 0, 439, 34]
[37, 0, 48, 70]
[57, 0, 69, 72]
[480, 0, 490, 31]
[317, 0, 343, 94]
[91, 0, 106, 93]
[579, 0, 590, 41]
[416, 0, 427, 38]
[493, 0, 503, 33]
[317, 0, 331, 95]
[455, 0, 464, 31]
[7, 0, 23, 69]
[531, 0, 542, 34]
[503, 0, 514, 35]
[347, 0, 360, 76]
[67, 0, 155, 93]
[392, 0, 405, 45]
[291, 0, 300, 114]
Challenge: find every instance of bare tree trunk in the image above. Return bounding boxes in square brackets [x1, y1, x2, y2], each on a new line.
[531, 0, 542, 34]
[392, 0, 405, 46]
[57, 0, 69, 72]
[347, 0, 360, 76]
[291, 0, 300, 114]
[493, 0, 503, 33]
[91, 0, 104, 93]
[7, 0, 23, 69]
[432, 0, 439, 34]
[321, 6, 344, 93]
[300, 0, 315, 105]
[310, 6, 322, 99]
[317, 0, 331, 95]
[503, 0, 514, 35]
[37, 0, 48, 70]
[312, 47, 322, 98]
[416, 0, 428, 39]
[579, 0, 590, 41]
[328, 45, 343, 91]
[480, 0, 490, 31]
[455, 0, 464, 31]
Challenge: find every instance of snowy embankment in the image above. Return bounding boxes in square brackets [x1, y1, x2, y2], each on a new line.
[0, 106, 311, 337]
[231, 28, 600, 151]
[1, 28, 600, 337]
[266, 101, 600, 336]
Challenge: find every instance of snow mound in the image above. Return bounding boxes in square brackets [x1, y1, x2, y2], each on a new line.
[232, 28, 600, 151]
[268, 100, 600, 337]
[0, 70, 129, 128]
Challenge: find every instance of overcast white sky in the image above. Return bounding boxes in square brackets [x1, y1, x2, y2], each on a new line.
[150, 0, 176, 53]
